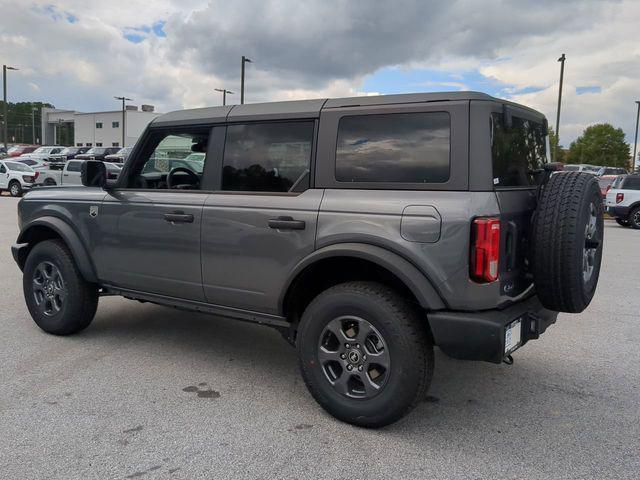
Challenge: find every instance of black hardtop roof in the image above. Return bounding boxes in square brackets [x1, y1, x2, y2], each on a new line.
[151, 91, 542, 127]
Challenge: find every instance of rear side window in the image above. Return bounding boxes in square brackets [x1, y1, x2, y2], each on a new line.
[67, 161, 82, 172]
[335, 112, 450, 183]
[623, 176, 640, 190]
[491, 112, 548, 188]
[222, 121, 314, 192]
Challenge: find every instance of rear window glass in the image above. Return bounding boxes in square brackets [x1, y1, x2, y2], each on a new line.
[623, 176, 640, 190]
[491, 112, 548, 187]
[335, 112, 450, 183]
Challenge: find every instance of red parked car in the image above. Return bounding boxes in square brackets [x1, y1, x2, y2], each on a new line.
[6, 145, 38, 157]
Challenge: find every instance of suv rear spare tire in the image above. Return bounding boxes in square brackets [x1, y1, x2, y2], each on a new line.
[531, 172, 603, 313]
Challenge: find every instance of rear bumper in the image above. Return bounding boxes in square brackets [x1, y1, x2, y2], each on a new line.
[428, 295, 558, 364]
[606, 205, 630, 218]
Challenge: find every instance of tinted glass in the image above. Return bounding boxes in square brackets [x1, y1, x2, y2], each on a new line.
[222, 121, 314, 192]
[336, 112, 450, 183]
[623, 176, 640, 190]
[491, 113, 548, 187]
[66, 161, 82, 172]
[6, 162, 32, 172]
[0, 164, 5, 173]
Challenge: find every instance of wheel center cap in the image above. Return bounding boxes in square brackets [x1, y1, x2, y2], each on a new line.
[44, 281, 55, 297]
[347, 350, 361, 364]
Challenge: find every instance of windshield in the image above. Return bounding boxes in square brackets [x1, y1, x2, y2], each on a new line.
[59, 148, 77, 155]
[32, 147, 50, 154]
[6, 161, 33, 172]
[491, 112, 548, 187]
[86, 148, 107, 155]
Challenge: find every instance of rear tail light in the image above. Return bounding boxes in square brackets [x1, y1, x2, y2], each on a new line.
[34, 171, 40, 179]
[616, 193, 624, 204]
[471, 217, 500, 283]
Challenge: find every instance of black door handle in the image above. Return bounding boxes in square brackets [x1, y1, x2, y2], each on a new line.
[268, 216, 306, 230]
[164, 211, 194, 223]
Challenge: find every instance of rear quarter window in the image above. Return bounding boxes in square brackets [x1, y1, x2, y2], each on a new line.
[491, 112, 547, 188]
[622, 176, 640, 190]
[335, 112, 450, 183]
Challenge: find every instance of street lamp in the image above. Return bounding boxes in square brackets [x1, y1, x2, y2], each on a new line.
[3, 65, 19, 150]
[215, 88, 234, 106]
[240, 56, 252, 105]
[555, 53, 566, 160]
[32, 107, 37, 145]
[633, 101, 640, 172]
[114, 96, 132, 147]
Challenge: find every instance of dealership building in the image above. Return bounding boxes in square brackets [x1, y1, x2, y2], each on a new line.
[41, 105, 160, 148]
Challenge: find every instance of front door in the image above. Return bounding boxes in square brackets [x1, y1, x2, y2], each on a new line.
[95, 127, 215, 301]
[201, 120, 321, 314]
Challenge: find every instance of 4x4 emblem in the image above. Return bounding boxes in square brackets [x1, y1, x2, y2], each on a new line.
[89, 206, 99, 218]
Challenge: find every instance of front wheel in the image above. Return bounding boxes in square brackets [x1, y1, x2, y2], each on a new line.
[297, 281, 433, 428]
[23, 239, 99, 335]
[629, 207, 640, 230]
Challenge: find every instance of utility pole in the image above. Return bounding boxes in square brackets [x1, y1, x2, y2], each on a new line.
[31, 108, 36, 145]
[555, 53, 566, 160]
[114, 96, 132, 147]
[633, 101, 640, 172]
[3, 64, 19, 150]
[215, 88, 234, 106]
[240, 56, 251, 105]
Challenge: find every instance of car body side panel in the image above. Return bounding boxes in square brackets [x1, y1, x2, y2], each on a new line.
[317, 190, 504, 311]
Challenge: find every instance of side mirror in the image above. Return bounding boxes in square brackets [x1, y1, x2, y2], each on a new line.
[81, 160, 108, 188]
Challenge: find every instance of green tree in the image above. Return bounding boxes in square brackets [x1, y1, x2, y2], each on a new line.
[566, 123, 631, 168]
[0, 101, 54, 145]
[548, 126, 566, 163]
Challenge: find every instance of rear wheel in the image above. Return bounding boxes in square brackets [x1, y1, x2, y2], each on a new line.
[297, 281, 433, 428]
[615, 218, 631, 227]
[9, 180, 22, 197]
[630, 206, 640, 230]
[23, 239, 98, 335]
[44, 178, 57, 186]
[531, 172, 604, 313]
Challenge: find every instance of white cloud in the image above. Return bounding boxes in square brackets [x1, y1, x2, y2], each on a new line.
[0, 0, 638, 154]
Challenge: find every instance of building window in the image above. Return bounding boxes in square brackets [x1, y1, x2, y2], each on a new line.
[112, 142, 120, 147]
[96, 122, 103, 129]
[112, 121, 120, 128]
[86, 143, 92, 147]
[96, 143, 103, 147]
[76, 143, 82, 147]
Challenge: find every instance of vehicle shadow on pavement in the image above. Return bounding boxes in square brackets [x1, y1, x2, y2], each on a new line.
[78, 297, 613, 437]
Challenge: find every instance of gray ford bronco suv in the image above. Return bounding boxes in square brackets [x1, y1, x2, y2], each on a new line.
[12, 92, 603, 427]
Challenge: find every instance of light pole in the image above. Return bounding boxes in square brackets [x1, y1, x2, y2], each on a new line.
[633, 101, 640, 172]
[555, 53, 566, 159]
[3, 65, 19, 150]
[240, 56, 251, 105]
[114, 96, 132, 147]
[215, 88, 234, 106]
[31, 108, 37, 145]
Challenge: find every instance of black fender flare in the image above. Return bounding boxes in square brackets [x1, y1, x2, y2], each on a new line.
[279, 242, 446, 313]
[16, 216, 98, 283]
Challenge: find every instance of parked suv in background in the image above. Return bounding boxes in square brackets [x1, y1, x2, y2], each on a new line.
[74, 147, 120, 161]
[605, 173, 640, 228]
[563, 164, 601, 174]
[0, 160, 39, 196]
[47, 147, 91, 168]
[104, 146, 132, 164]
[11, 92, 604, 427]
[597, 166, 628, 176]
[6, 145, 38, 158]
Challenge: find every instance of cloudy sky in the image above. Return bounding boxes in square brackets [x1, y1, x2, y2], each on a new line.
[1, 0, 639, 151]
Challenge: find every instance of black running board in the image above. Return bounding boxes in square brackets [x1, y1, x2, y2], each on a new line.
[101, 285, 290, 328]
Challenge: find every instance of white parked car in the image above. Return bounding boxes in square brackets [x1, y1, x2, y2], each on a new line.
[0, 160, 39, 197]
[563, 164, 601, 174]
[37, 159, 122, 186]
[18, 146, 66, 162]
[14, 158, 51, 171]
[605, 174, 640, 228]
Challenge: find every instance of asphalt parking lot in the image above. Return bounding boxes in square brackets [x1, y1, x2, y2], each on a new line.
[0, 195, 638, 480]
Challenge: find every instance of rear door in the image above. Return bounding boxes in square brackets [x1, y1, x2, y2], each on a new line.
[0, 163, 7, 189]
[201, 120, 322, 314]
[62, 161, 83, 185]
